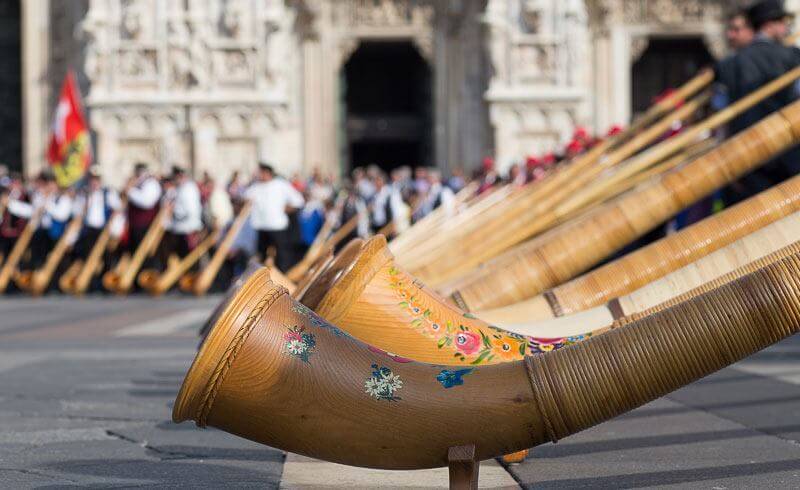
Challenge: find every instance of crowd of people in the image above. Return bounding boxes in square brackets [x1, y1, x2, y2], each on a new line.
[0, 158, 527, 295]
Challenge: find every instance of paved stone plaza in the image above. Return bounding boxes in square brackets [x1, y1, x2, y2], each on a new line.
[1, 295, 799, 489]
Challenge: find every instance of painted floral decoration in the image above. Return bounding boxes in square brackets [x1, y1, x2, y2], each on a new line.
[436, 368, 474, 389]
[365, 364, 403, 401]
[387, 266, 592, 365]
[282, 325, 316, 363]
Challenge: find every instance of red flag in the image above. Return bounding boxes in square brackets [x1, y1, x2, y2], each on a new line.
[47, 71, 92, 188]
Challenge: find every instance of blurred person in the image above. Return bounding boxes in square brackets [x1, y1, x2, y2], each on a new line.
[198, 171, 214, 205]
[369, 172, 393, 233]
[227, 170, 246, 201]
[447, 168, 466, 193]
[125, 162, 163, 254]
[726, 9, 756, 50]
[0, 173, 30, 260]
[27, 172, 74, 269]
[71, 167, 122, 263]
[715, 0, 800, 203]
[161, 166, 203, 266]
[244, 162, 305, 271]
[508, 163, 527, 187]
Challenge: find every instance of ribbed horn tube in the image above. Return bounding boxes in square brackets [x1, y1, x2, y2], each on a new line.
[478, 178, 800, 326]
[445, 100, 800, 312]
[481, 213, 800, 338]
[174, 254, 800, 469]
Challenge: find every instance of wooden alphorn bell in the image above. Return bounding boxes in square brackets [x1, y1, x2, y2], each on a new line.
[139, 228, 220, 296]
[181, 201, 252, 296]
[103, 205, 170, 295]
[0, 209, 42, 293]
[16, 211, 84, 297]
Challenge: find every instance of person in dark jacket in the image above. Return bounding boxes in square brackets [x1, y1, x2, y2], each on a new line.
[715, 0, 800, 203]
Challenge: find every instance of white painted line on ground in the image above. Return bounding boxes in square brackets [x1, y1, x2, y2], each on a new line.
[279, 453, 519, 489]
[115, 309, 211, 337]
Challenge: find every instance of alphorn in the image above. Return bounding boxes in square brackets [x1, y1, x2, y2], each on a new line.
[263, 254, 296, 295]
[139, 229, 222, 296]
[481, 211, 800, 338]
[0, 209, 42, 293]
[412, 66, 800, 284]
[103, 205, 170, 294]
[174, 257, 800, 479]
[181, 201, 252, 296]
[61, 207, 126, 296]
[15, 212, 84, 297]
[286, 211, 336, 283]
[445, 97, 800, 312]
[476, 173, 800, 324]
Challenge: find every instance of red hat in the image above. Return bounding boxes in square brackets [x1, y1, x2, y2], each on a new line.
[482, 156, 495, 170]
[525, 155, 541, 169]
[543, 152, 556, 164]
[566, 139, 583, 154]
[607, 124, 624, 137]
[573, 127, 589, 141]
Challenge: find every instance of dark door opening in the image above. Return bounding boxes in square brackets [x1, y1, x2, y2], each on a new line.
[343, 41, 432, 174]
[0, 0, 22, 172]
[631, 37, 714, 117]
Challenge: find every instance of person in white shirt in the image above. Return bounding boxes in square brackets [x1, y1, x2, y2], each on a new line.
[244, 162, 305, 271]
[71, 167, 123, 262]
[28, 172, 74, 269]
[370, 173, 393, 233]
[415, 170, 455, 221]
[163, 166, 203, 262]
[125, 162, 163, 255]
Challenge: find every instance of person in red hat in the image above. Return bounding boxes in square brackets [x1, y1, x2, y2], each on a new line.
[477, 156, 499, 194]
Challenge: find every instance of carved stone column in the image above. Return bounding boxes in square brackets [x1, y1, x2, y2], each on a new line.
[21, 0, 50, 179]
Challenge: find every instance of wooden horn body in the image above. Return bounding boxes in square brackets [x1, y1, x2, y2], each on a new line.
[141, 229, 221, 296]
[186, 202, 252, 296]
[445, 98, 800, 312]
[69, 210, 123, 296]
[486, 212, 800, 340]
[302, 236, 581, 365]
[479, 175, 800, 325]
[106, 206, 168, 294]
[291, 246, 335, 300]
[18, 214, 84, 297]
[58, 260, 83, 294]
[174, 256, 800, 470]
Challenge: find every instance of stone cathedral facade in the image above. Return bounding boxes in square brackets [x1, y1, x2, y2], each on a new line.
[10, 0, 800, 186]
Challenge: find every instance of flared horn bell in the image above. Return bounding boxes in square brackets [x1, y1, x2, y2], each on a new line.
[174, 254, 800, 470]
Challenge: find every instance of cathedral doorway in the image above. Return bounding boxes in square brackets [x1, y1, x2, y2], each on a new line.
[0, 0, 22, 172]
[631, 37, 714, 117]
[342, 41, 432, 174]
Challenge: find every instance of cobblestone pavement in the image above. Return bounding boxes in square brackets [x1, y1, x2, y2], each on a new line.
[1, 296, 798, 488]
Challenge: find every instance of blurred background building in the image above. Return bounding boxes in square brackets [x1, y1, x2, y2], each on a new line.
[3, 0, 798, 185]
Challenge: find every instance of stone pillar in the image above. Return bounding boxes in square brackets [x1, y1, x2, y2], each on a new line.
[21, 0, 50, 180]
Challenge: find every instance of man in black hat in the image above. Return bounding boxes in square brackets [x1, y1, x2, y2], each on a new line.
[714, 0, 800, 203]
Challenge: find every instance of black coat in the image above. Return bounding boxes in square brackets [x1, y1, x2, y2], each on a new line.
[714, 38, 800, 202]
[715, 38, 800, 134]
